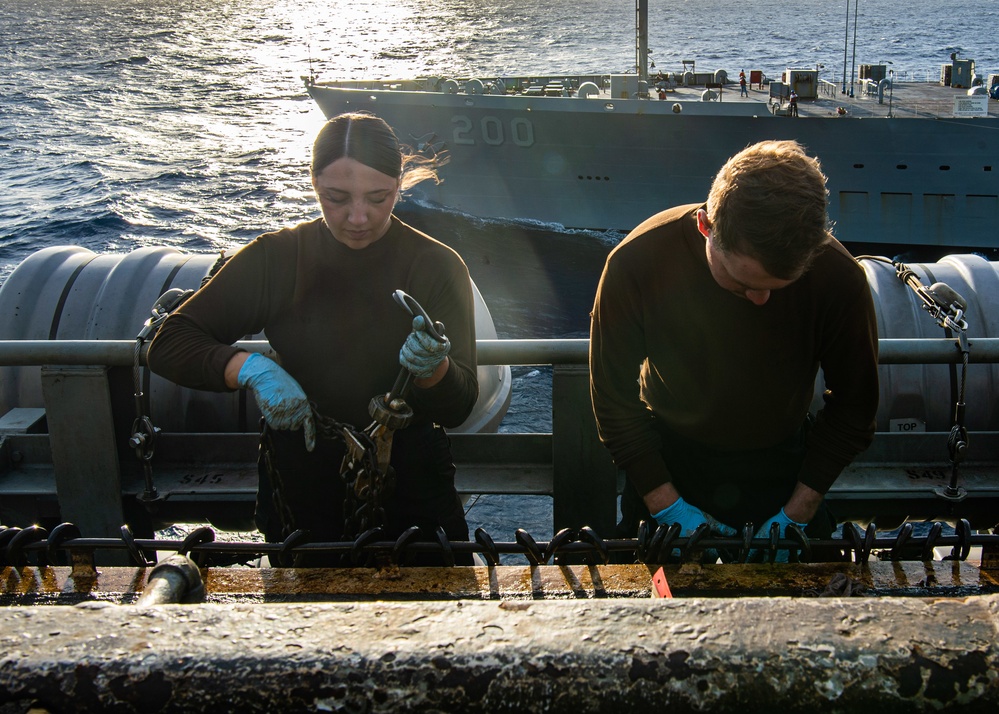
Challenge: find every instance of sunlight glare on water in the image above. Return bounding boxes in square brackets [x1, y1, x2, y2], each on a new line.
[2, 0, 995, 272]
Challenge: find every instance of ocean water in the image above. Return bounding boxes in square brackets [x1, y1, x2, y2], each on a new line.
[2, 0, 997, 542]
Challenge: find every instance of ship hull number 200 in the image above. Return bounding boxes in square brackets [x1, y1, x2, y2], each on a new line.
[452, 115, 535, 147]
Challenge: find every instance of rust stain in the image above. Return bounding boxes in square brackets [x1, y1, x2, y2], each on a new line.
[3, 561, 998, 605]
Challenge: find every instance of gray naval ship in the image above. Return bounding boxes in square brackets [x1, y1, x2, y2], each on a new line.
[306, 4, 998, 255]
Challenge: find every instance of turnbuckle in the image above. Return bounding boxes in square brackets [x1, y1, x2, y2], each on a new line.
[129, 412, 162, 505]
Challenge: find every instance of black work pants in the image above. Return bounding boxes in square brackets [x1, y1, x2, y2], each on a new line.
[256, 421, 470, 566]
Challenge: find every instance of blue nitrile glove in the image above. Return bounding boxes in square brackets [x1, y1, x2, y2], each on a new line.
[652, 497, 737, 563]
[237, 353, 316, 452]
[399, 315, 450, 379]
[652, 497, 738, 537]
[749, 508, 808, 563]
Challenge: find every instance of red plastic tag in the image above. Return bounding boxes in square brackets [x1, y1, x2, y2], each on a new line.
[651, 567, 673, 598]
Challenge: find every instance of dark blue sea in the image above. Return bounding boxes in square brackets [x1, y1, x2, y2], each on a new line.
[2, 0, 997, 542]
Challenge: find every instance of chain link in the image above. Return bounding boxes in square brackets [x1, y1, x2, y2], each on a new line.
[261, 407, 395, 546]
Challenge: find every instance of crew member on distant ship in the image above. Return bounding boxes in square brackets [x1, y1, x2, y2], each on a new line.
[589, 140, 879, 561]
[148, 112, 479, 566]
[739, 70, 748, 97]
[789, 89, 799, 116]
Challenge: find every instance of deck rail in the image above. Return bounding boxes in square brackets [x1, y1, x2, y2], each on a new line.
[818, 79, 838, 98]
[2, 336, 998, 366]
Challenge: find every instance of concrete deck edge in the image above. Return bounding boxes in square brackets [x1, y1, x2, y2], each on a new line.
[1, 595, 997, 712]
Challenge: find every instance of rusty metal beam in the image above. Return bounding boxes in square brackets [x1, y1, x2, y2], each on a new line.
[3, 562, 998, 603]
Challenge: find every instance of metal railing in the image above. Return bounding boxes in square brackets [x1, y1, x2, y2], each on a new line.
[2, 336, 999, 366]
[818, 79, 839, 98]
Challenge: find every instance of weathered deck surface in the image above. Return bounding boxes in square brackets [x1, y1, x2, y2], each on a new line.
[2, 563, 998, 713]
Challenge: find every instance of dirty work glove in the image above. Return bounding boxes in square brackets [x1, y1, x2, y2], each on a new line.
[652, 497, 737, 563]
[399, 315, 450, 379]
[237, 353, 316, 452]
[749, 508, 808, 563]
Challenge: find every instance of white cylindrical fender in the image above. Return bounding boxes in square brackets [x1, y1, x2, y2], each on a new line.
[811, 254, 999, 432]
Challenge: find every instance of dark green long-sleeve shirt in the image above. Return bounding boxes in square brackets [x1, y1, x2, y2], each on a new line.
[148, 216, 478, 429]
[589, 204, 879, 498]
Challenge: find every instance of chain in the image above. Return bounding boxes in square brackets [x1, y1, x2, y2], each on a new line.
[130, 338, 161, 507]
[261, 407, 394, 545]
[337, 426, 384, 538]
[129, 285, 200, 510]
[312, 408, 389, 536]
[939, 329, 971, 502]
[259, 424, 300, 543]
[887, 259, 973, 503]
[258, 290, 433, 546]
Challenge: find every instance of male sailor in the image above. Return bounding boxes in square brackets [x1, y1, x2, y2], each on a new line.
[589, 139, 879, 561]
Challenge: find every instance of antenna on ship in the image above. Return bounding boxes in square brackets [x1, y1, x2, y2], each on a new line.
[306, 43, 318, 85]
[635, 0, 649, 84]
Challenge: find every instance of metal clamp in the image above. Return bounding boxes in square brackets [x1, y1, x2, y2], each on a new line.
[893, 263, 969, 332]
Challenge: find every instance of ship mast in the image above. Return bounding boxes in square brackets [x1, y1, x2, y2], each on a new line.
[635, 0, 649, 83]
